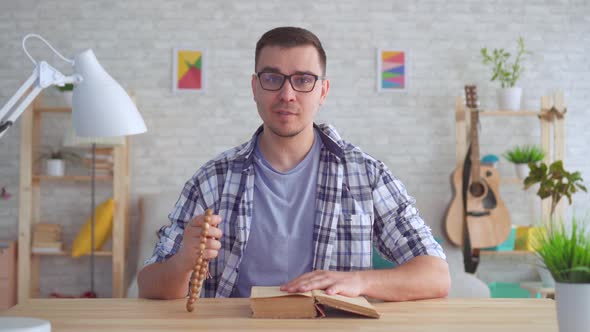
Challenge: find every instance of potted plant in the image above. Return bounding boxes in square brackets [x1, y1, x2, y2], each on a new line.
[503, 145, 545, 179]
[481, 37, 530, 111]
[38, 146, 81, 176]
[524, 160, 586, 217]
[534, 217, 590, 332]
[56, 83, 74, 107]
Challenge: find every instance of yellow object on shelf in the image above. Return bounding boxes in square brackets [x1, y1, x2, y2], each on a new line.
[514, 226, 545, 251]
[71, 198, 115, 258]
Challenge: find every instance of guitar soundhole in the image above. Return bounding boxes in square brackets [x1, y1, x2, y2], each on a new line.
[469, 182, 485, 197]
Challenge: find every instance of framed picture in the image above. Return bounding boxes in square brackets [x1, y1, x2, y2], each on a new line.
[377, 49, 407, 92]
[172, 48, 205, 93]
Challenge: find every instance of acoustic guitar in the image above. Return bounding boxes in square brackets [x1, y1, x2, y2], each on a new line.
[445, 86, 512, 251]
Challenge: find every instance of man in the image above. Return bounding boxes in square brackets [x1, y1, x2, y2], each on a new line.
[138, 27, 450, 301]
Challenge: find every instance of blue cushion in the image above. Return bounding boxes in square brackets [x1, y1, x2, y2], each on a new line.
[372, 246, 396, 269]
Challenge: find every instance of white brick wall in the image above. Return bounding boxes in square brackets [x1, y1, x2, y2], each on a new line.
[0, 0, 588, 297]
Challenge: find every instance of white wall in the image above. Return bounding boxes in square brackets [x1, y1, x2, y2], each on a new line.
[0, 0, 588, 297]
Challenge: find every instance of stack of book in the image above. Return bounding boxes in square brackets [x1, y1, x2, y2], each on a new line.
[31, 223, 63, 254]
[82, 148, 113, 175]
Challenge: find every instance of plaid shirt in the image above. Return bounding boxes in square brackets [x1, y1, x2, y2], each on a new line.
[146, 123, 445, 298]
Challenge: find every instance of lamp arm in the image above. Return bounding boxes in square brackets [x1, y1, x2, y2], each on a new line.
[0, 61, 81, 139]
[0, 70, 40, 139]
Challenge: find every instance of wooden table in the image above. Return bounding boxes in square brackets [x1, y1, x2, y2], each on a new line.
[1, 298, 557, 332]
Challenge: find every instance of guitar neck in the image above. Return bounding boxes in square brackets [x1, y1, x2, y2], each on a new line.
[469, 109, 481, 183]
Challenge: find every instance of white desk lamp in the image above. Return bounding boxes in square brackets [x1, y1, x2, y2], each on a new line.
[0, 34, 147, 332]
[0, 34, 146, 138]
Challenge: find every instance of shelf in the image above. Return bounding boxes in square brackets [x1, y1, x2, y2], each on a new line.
[33, 175, 113, 182]
[32, 250, 113, 257]
[451, 93, 565, 291]
[18, 93, 132, 301]
[479, 250, 533, 256]
[34, 107, 71, 113]
[478, 110, 539, 116]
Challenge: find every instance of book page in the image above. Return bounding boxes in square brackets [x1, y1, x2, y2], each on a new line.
[251, 286, 312, 299]
[311, 290, 380, 318]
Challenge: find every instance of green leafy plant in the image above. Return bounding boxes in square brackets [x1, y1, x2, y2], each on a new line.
[534, 217, 590, 283]
[481, 37, 530, 88]
[503, 145, 545, 164]
[524, 160, 587, 216]
[55, 83, 74, 92]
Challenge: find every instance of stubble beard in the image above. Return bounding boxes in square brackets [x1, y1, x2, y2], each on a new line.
[263, 103, 306, 138]
[267, 123, 304, 138]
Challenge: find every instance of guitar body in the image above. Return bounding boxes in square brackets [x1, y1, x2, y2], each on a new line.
[446, 163, 512, 248]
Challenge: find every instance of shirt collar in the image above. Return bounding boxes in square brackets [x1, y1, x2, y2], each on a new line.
[233, 123, 344, 171]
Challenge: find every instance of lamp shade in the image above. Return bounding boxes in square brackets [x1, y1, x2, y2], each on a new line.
[72, 50, 146, 137]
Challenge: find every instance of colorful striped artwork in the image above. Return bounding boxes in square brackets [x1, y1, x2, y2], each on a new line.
[378, 49, 407, 92]
[173, 48, 205, 93]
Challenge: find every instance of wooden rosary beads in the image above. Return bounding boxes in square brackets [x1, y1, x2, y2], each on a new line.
[186, 208, 213, 312]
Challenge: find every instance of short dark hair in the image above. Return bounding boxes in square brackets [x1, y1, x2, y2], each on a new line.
[255, 27, 327, 75]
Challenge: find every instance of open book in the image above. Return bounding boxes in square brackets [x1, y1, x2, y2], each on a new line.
[250, 286, 380, 319]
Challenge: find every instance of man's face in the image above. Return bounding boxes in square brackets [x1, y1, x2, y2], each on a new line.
[252, 45, 329, 138]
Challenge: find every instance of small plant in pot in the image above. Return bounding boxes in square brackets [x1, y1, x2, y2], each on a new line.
[503, 145, 545, 179]
[56, 83, 74, 107]
[481, 37, 530, 111]
[38, 146, 81, 176]
[534, 217, 590, 332]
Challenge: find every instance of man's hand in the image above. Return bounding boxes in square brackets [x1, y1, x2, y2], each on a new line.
[137, 213, 223, 300]
[176, 213, 223, 272]
[280, 270, 365, 297]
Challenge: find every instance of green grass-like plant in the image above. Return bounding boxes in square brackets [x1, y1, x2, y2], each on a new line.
[503, 145, 545, 164]
[534, 217, 590, 283]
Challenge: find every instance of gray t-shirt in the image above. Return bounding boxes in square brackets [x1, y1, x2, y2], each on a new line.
[232, 129, 322, 297]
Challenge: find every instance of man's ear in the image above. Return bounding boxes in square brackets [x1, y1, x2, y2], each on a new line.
[251, 74, 257, 102]
[319, 79, 330, 106]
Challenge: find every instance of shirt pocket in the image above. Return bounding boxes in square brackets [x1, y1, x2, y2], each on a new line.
[332, 213, 373, 270]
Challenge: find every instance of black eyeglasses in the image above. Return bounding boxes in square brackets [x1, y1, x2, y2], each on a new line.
[256, 72, 325, 92]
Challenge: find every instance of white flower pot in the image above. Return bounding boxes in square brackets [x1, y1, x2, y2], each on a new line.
[555, 282, 590, 332]
[515, 163, 530, 179]
[497, 87, 522, 111]
[61, 91, 73, 107]
[46, 159, 65, 176]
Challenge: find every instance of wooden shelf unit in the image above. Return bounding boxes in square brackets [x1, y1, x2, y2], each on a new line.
[32, 175, 114, 182]
[31, 250, 113, 257]
[18, 95, 131, 302]
[453, 92, 567, 248]
[478, 110, 540, 116]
